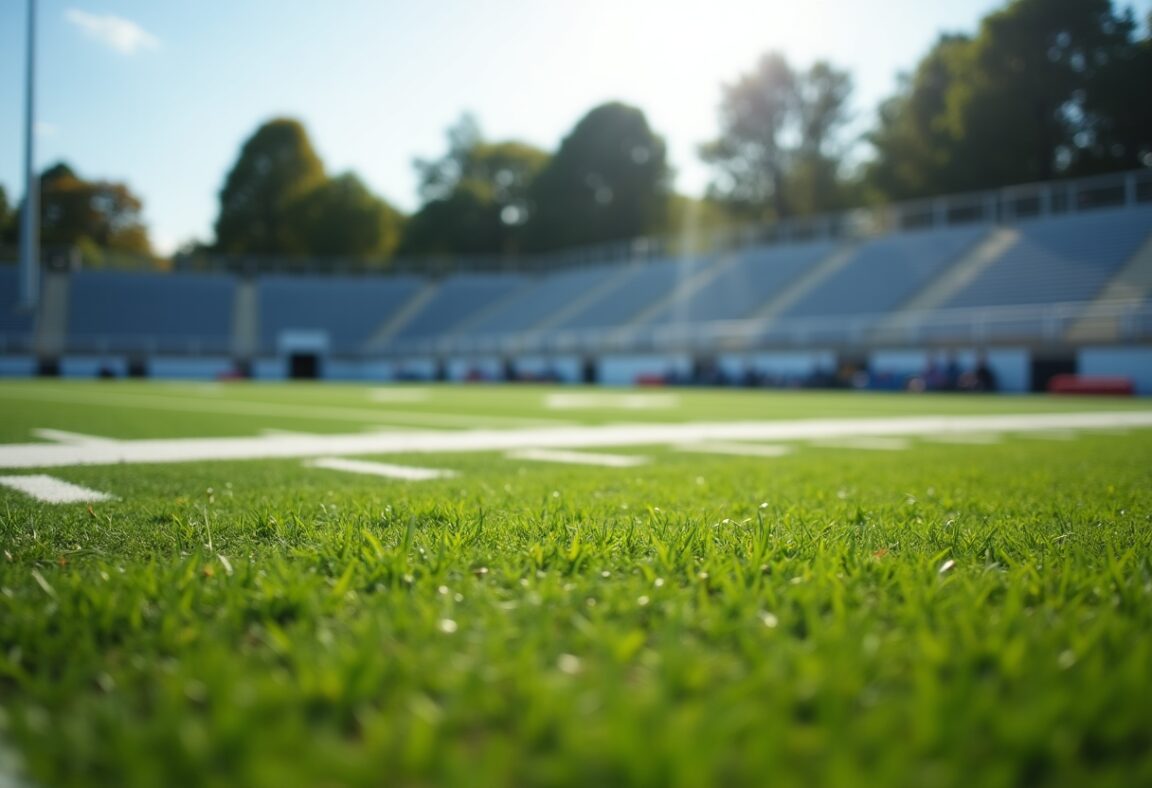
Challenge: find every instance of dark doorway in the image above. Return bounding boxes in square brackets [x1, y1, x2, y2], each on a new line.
[1030, 354, 1076, 393]
[581, 357, 598, 385]
[37, 358, 60, 377]
[289, 353, 321, 380]
[127, 357, 148, 378]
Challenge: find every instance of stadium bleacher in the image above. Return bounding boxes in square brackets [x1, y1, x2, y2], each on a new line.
[0, 267, 35, 350]
[940, 207, 1152, 309]
[5, 172, 1151, 387]
[258, 274, 423, 354]
[390, 272, 527, 343]
[67, 270, 234, 353]
[642, 241, 838, 325]
[552, 256, 712, 331]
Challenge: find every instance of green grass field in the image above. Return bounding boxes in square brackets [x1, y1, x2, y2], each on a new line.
[1, 380, 1151, 787]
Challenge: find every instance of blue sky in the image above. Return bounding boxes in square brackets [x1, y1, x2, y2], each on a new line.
[1, 0, 1149, 254]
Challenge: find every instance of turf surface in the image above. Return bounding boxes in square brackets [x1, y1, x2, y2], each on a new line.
[1, 381, 1150, 787]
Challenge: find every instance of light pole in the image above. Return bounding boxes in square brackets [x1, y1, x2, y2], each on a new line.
[19, 0, 39, 310]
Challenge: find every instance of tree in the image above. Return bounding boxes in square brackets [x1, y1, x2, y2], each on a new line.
[214, 118, 326, 256]
[866, 35, 974, 200]
[866, 0, 1146, 199]
[34, 162, 152, 256]
[701, 53, 854, 221]
[294, 173, 403, 261]
[402, 116, 549, 256]
[525, 102, 671, 251]
[0, 185, 11, 246]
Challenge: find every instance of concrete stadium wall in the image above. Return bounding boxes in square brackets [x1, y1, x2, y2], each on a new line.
[0, 356, 35, 377]
[1079, 348, 1152, 395]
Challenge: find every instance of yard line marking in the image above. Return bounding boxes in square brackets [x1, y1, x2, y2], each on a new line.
[677, 441, 794, 458]
[306, 458, 457, 481]
[32, 428, 119, 446]
[0, 412, 1150, 469]
[506, 449, 649, 467]
[368, 388, 430, 403]
[922, 433, 1003, 444]
[0, 474, 115, 503]
[545, 393, 679, 410]
[808, 437, 911, 451]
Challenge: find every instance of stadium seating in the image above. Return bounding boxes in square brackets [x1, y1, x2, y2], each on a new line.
[389, 273, 528, 343]
[920, 207, 1152, 340]
[10, 191, 1151, 370]
[0, 267, 35, 349]
[554, 256, 712, 331]
[465, 264, 627, 336]
[67, 270, 234, 353]
[258, 274, 423, 353]
[940, 208, 1152, 309]
[642, 241, 837, 325]
[776, 226, 987, 322]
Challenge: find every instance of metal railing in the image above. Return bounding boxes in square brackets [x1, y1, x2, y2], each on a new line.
[380, 299, 1152, 357]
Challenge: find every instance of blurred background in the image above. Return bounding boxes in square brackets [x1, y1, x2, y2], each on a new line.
[0, 0, 1150, 392]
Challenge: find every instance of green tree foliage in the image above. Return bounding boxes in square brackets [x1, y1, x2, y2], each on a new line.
[214, 118, 326, 255]
[0, 185, 12, 246]
[867, 0, 1146, 200]
[525, 102, 671, 252]
[700, 54, 854, 221]
[294, 173, 403, 261]
[35, 162, 152, 257]
[402, 116, 549, 257]
[214, 118, 403, 263]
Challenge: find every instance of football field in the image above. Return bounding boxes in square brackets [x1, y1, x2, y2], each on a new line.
[1, 380, 1151, 786]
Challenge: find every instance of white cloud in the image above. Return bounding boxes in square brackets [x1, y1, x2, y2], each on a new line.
[65, 9, 159, 55]
[35, 121, 60, 138]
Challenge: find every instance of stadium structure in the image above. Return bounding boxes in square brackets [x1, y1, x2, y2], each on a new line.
[1, 168, 1150, 394]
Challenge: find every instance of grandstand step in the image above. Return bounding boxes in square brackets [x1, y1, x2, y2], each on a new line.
[874, 226, 1012, 331]
[749, 243, 859, 323]
[628, 253, 741, 327]
[33, 272, 69, 356]
[232, 279, 259, 358]
[533, 263, 646, 332]
[1066, 225, 1152, 342]
[364, 280, 442, 350]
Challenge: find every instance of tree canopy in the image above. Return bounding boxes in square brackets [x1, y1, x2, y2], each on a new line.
[525, 102, 671, 252]
[32, 162, 152, 259]
[866, 0, 1148, 199]
[214, 118, 326, 256]
[293, 173, 403, 261]
[401, 116, 549, 257]
[213, 118, 403, 264]
[701, 53, 854, 221]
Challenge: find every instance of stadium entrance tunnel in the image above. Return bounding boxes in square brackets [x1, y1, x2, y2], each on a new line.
[288, 352, 321, 380]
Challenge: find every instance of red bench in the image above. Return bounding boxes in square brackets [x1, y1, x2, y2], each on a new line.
[1047, 375, 1134, 396]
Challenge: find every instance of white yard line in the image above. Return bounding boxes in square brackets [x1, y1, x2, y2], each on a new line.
[0, 474, 115, 503]
[32, 429, 118, 446]
[306, 458, 456, 481]
[368, 388, 430, 403]
[677, 441, 794, 458]
[506, 449, 650, 467]
[0, 411, 1149, 469]
[809, 437, 911, 451]
[545, 392, 679, 410]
